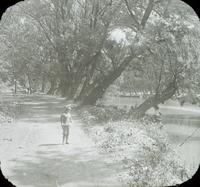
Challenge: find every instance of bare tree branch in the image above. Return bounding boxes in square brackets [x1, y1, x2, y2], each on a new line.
[140, 0, 155, 29]
[102, 49, 117, 70]
[124, 0, 140, 29]
[19, 7, 57, 51]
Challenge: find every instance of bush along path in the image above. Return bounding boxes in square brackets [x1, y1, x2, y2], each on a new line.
[0, 93, 125, 187]
[77, 105, 190, 187]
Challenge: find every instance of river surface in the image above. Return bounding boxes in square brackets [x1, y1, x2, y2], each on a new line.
[101, 96, 200, 175]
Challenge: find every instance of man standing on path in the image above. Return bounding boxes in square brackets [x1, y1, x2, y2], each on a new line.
[60, 106, 72, 144]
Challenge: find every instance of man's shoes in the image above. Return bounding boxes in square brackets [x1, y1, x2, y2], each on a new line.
[65, 142, 69, 144]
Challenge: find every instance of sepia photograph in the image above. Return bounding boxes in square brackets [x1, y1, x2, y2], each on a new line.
[0, 0, 200, 186]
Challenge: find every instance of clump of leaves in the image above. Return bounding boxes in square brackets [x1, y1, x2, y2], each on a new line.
[79, 105, 131, 124]
[79, 107, 189, 186]
[123, 147, 189, 187]
[0, 104, 14, 124]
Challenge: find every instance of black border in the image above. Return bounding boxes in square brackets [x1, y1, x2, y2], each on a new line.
[0, 0, 199, 187]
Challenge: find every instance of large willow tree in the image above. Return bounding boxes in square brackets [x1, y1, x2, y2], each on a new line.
[1, 0, 200, 117]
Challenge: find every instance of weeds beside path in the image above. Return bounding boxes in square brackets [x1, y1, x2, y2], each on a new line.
[0, 93, 124, 187]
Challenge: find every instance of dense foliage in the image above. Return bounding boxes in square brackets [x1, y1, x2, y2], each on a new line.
[0, 0, 199, 117]
[78, 105, 189, 186]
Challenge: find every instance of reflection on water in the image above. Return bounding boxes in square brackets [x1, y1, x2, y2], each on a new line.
[101, 96, 143, 107]
[162, 113, 200, 174]
[102, 96, 200, 174]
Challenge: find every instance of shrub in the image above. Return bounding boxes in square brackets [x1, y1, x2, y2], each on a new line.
[0, 104, 14, 125]
[79, 106, 189, 186]
[78, 105, 129, 124]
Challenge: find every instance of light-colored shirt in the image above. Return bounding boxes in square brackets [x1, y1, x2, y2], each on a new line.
[61, 112, 72, 125]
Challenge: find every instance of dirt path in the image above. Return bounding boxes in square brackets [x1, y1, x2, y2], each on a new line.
[0, 93, 124, 187]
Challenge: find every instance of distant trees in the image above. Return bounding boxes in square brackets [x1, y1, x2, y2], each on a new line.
[0, 6, 49, 93]
[0, 0, 200, 117]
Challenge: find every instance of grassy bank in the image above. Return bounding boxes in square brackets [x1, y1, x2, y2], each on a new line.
[77, 105, 190, 186]
[0, 104, 14, 125]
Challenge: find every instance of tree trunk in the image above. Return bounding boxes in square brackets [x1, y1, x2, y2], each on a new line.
[58, 79, 67, 97]
[75, 76, 89, 101]
[133, 79, 178, 118]
[14, 78, 17, 94]
[58, 78, 76, 99]
[47, 78, 56, 95]
[41, 74, 46, 92]
[27, 74, 32, 94]
[81, 55, 134, 105]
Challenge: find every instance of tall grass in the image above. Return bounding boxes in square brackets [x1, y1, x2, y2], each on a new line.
[78, 105, 190, 186]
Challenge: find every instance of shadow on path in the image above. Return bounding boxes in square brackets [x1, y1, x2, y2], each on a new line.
[1, 93, 124, 187]
[9, 148, 122, 187]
